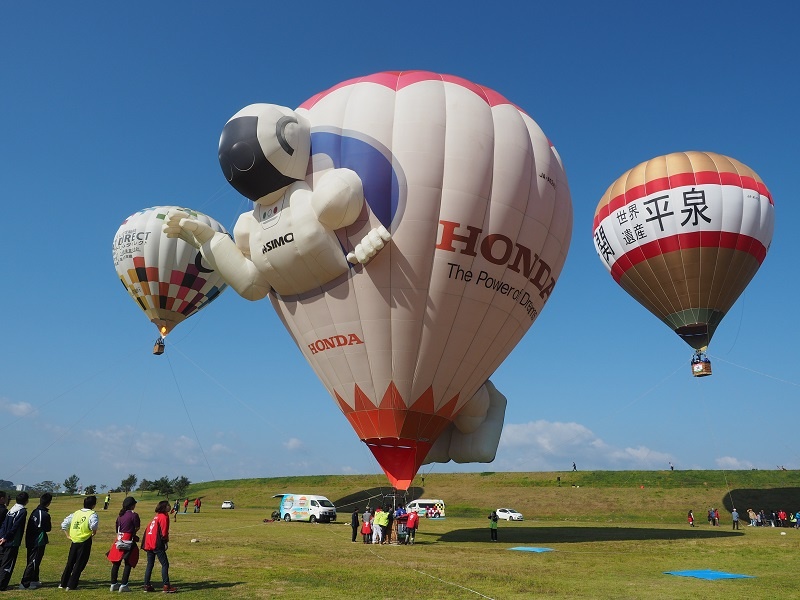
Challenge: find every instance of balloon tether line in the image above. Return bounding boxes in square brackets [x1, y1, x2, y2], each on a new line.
[165, 351, 216, 480]
[7, 388, 109, 481]
[696, 376, 736, 515]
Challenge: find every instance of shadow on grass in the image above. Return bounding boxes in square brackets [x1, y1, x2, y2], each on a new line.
[722, 488, 800, 514]
[333, 487, 426, 512]
[437, 526, 744, 544]
[71, 580, 243, 591]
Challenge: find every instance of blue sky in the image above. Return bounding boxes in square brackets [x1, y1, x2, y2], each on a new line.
[2, 1, 798, 491]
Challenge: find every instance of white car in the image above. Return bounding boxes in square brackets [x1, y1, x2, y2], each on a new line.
[221, 500, 235, 509]
[496, 508, 523, 521]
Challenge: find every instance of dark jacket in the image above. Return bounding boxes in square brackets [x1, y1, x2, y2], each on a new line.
[0, 503, 28, 548]
[25, 504, 52, 548]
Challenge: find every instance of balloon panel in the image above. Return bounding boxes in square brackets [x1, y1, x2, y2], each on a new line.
[113, 206, 229, 336]
[593, 151, 774, 350]
[269, 72, 573, 488]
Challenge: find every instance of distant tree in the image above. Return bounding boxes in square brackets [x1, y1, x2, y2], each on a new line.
[138, 479, 153, 492]
[171, 476, 191, 498]
[84, 484, 97, 495]
[152, 476, 174, 497]
[32, 481, 61, 494]
[120, 474, 138, 495]
[64, 474, 80, 495]
[100, 484, 108, 492]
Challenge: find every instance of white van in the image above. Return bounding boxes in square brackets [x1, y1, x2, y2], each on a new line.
[406, 499, 446, 517]
[273, 493, 337, 523]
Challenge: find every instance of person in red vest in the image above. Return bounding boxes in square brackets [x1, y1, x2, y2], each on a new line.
[142, 501, 176, 593]
[405, 510, 419, 545]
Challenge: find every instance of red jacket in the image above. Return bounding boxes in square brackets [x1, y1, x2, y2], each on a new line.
[143, 513, 169, 551]
[406, 512, 419, 529]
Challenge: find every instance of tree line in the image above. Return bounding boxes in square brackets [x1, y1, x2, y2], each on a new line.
[9, 474, 192, 499]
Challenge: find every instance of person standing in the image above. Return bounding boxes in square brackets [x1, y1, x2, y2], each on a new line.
[362, 507, 372, 544]
[385, 505, 394, 544]
[714, 508, 720, 526]
[19, 493, 52, 590]
[731, 508, 740, 530]
[0, 493, 8, 524]
[350, 508, 359, 543]
[104, 493, 111, 511]
[194, 498, 201, 513]
[371, 507, 386, 544]
[360, 516, 372, 544]
[405, 509, 419, 545]
[687, 510, 694, 527]
[572, 462, 577, 472]
[488, 510, 499, 541]
[0, 491, 29, 590]
[183, 498, 189, 514]
[108, 497, 141, 592]
[142, 500, 176, 593]
[60, 495, 99, 591]
[172, 500, 179, 522]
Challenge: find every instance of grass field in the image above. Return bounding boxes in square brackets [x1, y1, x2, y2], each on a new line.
[7, 470, 800, 598]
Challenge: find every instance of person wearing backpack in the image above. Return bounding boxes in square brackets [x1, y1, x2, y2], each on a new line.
[142, 501, 176, 593]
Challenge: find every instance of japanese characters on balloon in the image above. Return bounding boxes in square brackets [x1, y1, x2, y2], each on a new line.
[112, 207, 229, 354]
[592, 152, 774, 377]
[165, 71, 573, 488]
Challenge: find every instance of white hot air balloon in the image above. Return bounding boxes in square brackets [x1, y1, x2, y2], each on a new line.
[166, 71, 573, 488]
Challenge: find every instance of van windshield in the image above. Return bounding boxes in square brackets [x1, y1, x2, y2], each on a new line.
[319, 500, 335, 508]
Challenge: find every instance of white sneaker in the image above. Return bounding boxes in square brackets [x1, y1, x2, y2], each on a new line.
[119, 584, 131, 593]
[111, 584, 121, 592]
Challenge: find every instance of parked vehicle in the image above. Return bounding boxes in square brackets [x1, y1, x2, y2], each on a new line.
[406, 499, 446, 517]
[272, 493, 337, 523]
[221, 500, 235, 509]
[496, 507, 523, 521]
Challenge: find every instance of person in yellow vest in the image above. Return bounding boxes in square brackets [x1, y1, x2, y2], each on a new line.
[59, 496, 99, 591]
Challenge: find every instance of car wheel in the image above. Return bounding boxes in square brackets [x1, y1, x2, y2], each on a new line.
[310, 515, 317, 523]
[284, 513, 291, 522]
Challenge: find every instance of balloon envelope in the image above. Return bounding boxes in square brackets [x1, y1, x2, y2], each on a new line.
[253, 72, 573, 488]
[113, 206, 229, 337]
[592, 151, 774, 350]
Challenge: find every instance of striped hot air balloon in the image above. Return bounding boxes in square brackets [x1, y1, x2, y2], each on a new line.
[592, 151, 774, 375]
[113, 206, 228, 347]
[266, 71, 573, 487]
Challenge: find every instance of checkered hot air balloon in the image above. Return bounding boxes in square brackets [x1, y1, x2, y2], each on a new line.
[113, 206, 229, 346]
[592, 152, 774, 376]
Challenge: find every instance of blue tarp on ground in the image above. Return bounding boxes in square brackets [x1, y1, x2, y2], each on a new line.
[508, 547, 554, 553]
[664, 569, 754, 580]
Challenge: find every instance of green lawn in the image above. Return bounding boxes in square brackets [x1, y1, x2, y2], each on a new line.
[10, 470, 800, 599]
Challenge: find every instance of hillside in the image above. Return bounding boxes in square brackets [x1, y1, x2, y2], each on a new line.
[178, 470, 799, 523]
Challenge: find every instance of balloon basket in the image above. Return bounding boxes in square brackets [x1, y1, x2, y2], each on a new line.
[690, 353, 711, 377]
[153, 338, 165, 355]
